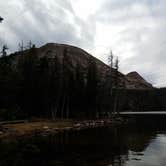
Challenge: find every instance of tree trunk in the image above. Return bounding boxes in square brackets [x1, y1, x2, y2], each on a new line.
[61, 95, 66, 119]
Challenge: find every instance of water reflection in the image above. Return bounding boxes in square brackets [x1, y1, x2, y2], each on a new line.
[0, 124, 166, 166]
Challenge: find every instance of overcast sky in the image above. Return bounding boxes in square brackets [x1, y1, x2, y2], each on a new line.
[0, 0, 166, 87]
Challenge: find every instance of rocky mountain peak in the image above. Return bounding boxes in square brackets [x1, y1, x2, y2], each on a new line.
[38, 43, 153, 89]
[127, 71, 146, 81]
[125, 71, 153, 89]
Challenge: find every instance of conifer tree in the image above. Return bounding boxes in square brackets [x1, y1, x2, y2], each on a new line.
[0, 16, 3, 23]
[1, 45, 8, 57]
[107, 50, 114, 116]
[86, 57, 98, 118]
[113, 56, 120, 114]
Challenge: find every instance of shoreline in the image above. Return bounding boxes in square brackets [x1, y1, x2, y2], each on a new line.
[0, 118, 126, 140]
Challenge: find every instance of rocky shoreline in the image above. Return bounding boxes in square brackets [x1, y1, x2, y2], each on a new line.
[0, 118, 127, 140]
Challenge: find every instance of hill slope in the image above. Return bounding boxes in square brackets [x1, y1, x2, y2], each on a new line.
[0, 43, 154, 119]
[31, 43, 153, 89]
[126, 71, 153, 89]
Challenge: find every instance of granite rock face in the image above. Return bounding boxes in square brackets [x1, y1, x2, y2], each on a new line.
[125, 71, 153, 89]
[36, 43, 153, 89]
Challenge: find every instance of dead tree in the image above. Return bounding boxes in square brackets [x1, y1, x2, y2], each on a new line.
[18, 40, 24, 52]
[107, 50, 114, 117]
[1, 45, 8, 57]
[113, 56, 120, 114]
[27, 40, 33, 49]
[108, 50, 114, 95]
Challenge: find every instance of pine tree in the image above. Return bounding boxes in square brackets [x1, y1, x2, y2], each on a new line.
[1, 45, 8, 57]
[60, 48, 72, 119]
[113, 56, 120, 114]
[107, 50, 115, 116]
[19, 44, 40, 117]
[86, 57, 98, 118]
[49, 55, 61, 119]
[0, 16, 3, 23]
[72, 64, 85, 118]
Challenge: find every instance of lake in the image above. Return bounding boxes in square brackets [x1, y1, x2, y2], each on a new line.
[0, 122, 166, 166]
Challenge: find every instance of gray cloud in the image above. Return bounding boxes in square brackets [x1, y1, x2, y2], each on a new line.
[1, 0, 166, 86]
[94, 0, 166, 87]
[0, 0, 96, 53]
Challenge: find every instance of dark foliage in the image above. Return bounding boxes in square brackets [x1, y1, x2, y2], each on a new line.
[0, 16, 3, 23]
[0, 47, 165, 120]
[0, 47, 101, 120]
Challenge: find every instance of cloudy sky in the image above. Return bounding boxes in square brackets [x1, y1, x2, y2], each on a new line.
[0, 0, 166, 87]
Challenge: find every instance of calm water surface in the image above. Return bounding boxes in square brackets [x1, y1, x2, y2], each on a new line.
[0, 123, 166, 166]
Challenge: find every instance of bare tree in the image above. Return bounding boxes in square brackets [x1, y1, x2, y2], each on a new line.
[108, 50, 114, 68]
[26, 40, 33, 49]
[108, 50, 114, 89]
[18, 40, 24, 52]
[107, 50, 114, 117]
[113, 56, 120, 114]
[115, 57, 119, 73]
[19, 40, 35, 52]
[107, 50, 121, 115]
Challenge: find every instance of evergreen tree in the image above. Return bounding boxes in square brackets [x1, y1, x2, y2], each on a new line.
[0, 16, 3, 23]
[86, 58, 98, 118]
[107, 50, 115, 116]
[48, 55, 62, 119]
[37, 56, 50, 116]
[72, 64, 85, 118]
[59, 48, 72, 119]
[113, 56, 120, 114]
[19, 44, 40, 117]
[1, 45, 8, 57]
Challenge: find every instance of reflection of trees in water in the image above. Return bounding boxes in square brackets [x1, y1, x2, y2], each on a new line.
[121, 125, 157, 153]
[0, 125, 160, 166]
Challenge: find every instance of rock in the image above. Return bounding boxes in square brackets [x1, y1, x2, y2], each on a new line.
[126, 71, 153, 89]
[74, 123, 81, 128]
[43, 126, 49, 129]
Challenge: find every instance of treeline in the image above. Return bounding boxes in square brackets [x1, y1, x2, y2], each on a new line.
[122, 88, 166, 111]
[0, 46, 115, 120]
[1, 44, 164, 120]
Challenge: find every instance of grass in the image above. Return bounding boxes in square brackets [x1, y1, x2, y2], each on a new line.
[1, 119, 75, 138]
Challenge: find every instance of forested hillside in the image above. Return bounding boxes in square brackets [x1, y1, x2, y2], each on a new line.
[0, 43, 158, 120]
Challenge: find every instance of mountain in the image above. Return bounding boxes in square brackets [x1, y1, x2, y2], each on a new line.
[0, 43, 154, 119]
[36, 43, 153, 89]
[126, 71, 153, 89]
[6, 43, 153, 90]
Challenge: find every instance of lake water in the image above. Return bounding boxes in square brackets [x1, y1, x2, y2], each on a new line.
[0, 123, 166, 166]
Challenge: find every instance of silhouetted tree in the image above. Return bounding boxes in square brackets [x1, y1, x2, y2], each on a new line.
[107, 50, 121, 115]
[1, 45, 8, 57]
[27, 40, 33, 49]
[48, 55, 62, 119]
[113, 56, 120, 114]
[107, 50, 115, 117]
[18, 40, 24, 52]
[71, 63, 86, 118]
[115, 57, 119, 84]
[0, 16, 3, 23]
[19, 44, 40, 116]
[0, 52, 21, 120]
[86, 57, 98, 118]
[60, 48, 72, 119]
